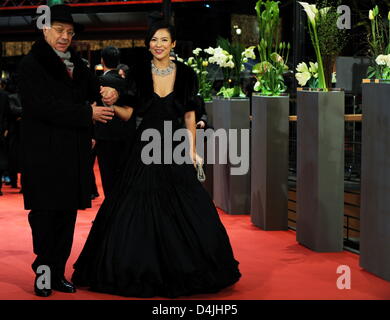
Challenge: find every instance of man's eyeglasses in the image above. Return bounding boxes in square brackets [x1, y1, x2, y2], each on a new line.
[51, 27, 75, 37]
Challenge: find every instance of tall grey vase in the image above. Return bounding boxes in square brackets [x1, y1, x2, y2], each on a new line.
[360, 82, 390, 281]
[212, 97, 251, 214]
[250, 95, 289, 230]
[296, 90, 345, 252]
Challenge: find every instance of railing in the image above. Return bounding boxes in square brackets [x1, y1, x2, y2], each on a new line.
[288, 112, 362, 252]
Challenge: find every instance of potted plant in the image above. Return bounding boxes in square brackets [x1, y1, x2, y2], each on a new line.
[360, 6, 390, 282]
[206, 40, 255, 99]
[295, 1, 345, 252]
[250, 0, 290, 231]
[206, 42, 254, 215]
[183, 48, 213, 102]
[316, 0, 348, 89]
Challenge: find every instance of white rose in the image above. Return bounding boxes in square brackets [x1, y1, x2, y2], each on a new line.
[376, 54, 388, 65]
[382, 54, 390, 67]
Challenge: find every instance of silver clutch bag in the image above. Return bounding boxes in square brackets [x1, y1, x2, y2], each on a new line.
[196, 163, 206, 182]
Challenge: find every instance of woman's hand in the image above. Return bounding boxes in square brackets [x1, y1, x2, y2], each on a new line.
[192, 152, 204, 168]
[91, 102, 114, 123]
[100, 86, 119, 106]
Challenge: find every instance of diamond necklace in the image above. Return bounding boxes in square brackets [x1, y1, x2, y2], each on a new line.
[151, 61, 175, 76]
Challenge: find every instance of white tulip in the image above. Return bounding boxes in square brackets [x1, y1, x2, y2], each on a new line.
[296, 62, 309, 73]
[332, 72, 337, 84]
[369, 10, 374, 21]
[192, 48, 202, 55]
[254, 81, 261, 92]
[309, 62, 318, 74]
[226, 60, 235, 69]
[296, 71, 312, 86]
[243, 46, 256, 60]
[204, 47, 215, 55]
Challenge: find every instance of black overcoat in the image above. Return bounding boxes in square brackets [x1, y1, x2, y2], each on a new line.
[18, 38, 100, 210]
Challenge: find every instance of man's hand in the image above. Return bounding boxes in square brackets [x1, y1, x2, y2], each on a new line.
[100, 86, 119, 106]
[91, 102, 114, 123]
[91, 139, 96, 149]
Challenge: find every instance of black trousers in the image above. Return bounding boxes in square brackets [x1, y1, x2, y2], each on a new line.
[28, 209, 77, 278]
[96, 139, 130, 197]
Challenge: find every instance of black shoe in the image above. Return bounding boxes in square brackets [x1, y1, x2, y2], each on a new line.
[34, 277, 52, 297]
[52, 277, 76, 293]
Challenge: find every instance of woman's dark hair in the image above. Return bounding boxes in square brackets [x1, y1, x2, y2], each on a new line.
[144, 20, 176, 47]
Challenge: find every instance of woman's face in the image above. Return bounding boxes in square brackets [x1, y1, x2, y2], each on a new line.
[149, 28, 176, 61]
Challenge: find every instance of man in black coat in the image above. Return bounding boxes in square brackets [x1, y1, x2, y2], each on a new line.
[95, 46, 136, 197]
[18, 4, 117, 297]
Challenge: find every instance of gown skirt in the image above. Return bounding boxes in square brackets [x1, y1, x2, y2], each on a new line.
[72, 93, 241, 298]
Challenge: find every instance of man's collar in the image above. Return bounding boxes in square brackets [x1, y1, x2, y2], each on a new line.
[103, 69, 116, 76]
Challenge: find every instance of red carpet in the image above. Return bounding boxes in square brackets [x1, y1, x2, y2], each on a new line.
[0, 169, 389, 300]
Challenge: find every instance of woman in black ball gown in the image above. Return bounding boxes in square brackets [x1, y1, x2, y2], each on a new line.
[72, 21, 241, 298]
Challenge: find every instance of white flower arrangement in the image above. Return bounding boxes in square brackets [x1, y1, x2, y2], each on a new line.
[182, 48, 214, 101]
[208, 47, 235, 69]
[295, 61, 319, 87]
[375, 54, 390, 67]
[368, 54, 390, 80]
[367, 6, 390, 79]
[298, 1, 328, 90]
